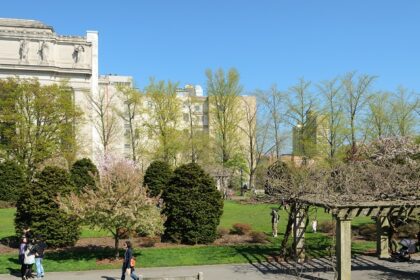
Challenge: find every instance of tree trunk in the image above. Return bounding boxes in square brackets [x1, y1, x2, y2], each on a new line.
[114, 230, 120, 260]
[280, 202, 296, 257]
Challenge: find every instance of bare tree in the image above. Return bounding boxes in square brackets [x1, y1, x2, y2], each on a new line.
[85, 86, 120, 156]
[238, 96, 257, 188]
[286, 78, 317, 163]
[116, 85, 143, 163]
[181, 93, 209, 164]
[318, 78, 346, 162]
[341, 72, 376, 158]
[366, 91, 392, 139]
[258, 85, 286, 160]
[391, 86, 419, 137]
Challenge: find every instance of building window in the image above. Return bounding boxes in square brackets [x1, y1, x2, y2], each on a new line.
[183, 113, 189, 122]
[195, 105, 201, 112]
[124, 144, 131, 149]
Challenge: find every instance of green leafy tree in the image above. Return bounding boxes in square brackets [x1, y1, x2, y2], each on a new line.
[0, 160, 26, 203]
[143, 160, 172, 197]
[70, 158, 98, 192]
[163, 163, 223, 244]
[145, 79, 182, 165]
[0, 78, 81, 176]
[206, 68, 243, 165]
[15, 166, 80, 247]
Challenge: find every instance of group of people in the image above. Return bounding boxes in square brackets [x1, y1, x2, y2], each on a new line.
[18, 228, 46, 280]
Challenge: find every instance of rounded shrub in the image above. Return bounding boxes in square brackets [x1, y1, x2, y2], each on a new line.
[143, 160, 172, 197]
[70, 158, 98, 192]
[162, 163, 223, 244]
[15, 166, 80, 247]
[0, 160, 26, 203]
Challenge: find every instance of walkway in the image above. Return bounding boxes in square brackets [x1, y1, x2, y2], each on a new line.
[0, 254, 419, 280]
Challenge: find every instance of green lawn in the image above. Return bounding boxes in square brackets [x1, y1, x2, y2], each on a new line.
[0, 208, 15, 239]
[0, 201, 376, 274]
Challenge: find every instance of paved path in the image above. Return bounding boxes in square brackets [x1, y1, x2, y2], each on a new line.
[1, 254, 419, 280]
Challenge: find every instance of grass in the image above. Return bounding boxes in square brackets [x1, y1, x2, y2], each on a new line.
[0, 201, 376, 274]
[0, 208, 15, 239]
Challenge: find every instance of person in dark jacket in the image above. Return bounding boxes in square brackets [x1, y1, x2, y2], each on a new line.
[18, 236, 27, 279]
[121, 241, 140, 280]
[32, 235, 47, 278]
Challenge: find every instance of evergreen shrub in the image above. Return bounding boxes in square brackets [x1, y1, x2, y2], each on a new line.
[15, 166, 80, 247]
[163, 163, 223, 244]
[70, 158, 98, 192]
[143, 160, 172, 197]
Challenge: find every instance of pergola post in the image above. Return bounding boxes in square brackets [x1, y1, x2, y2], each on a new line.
[293, 207, 306, 262]
[336, 216, 352, 280]
[376, 216, 390, 259]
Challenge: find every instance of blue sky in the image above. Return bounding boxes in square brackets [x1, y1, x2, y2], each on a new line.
[3, 0, 420, 94]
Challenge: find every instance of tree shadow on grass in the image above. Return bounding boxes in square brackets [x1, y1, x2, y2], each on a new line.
[0, 236, 19, 248]
[44, 245, 121, 262]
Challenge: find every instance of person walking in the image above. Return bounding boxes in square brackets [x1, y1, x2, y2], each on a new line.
[271, 209, 279, 237]
[32, 235, 47, 278]
[121, 240, 140, 280]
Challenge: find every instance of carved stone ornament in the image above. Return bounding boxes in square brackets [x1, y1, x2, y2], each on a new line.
[72, 44, 85, 64]
[19, 39, 29, 62]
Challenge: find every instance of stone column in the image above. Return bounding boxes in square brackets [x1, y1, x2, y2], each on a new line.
[336, 217, 352, 280]
[293, 207, 306, 262]
[376, 216, 390, 259]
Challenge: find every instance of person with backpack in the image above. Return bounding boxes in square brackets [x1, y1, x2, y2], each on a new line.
[121, 240, 140, 280]
[32, 235, 47, 278]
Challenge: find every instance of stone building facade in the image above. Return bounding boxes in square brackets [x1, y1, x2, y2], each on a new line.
[0, 18, 256, 171]
[0, 18, 100, 161]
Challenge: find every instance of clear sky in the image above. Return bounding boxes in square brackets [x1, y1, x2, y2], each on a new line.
[3, 0, 420, 94]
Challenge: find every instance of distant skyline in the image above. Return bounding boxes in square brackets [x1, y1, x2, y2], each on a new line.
[3, 0, 420, 95]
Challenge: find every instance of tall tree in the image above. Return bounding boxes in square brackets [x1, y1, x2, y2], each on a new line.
[341, 72, 376, 158]
[390, 87, 419, 136]
[116, 85, 144, 162]
[84, 84, 120, 156]
[317, 78, 346, 162]
[366, 91, 392, 139]
[258, 85, 286, 160]
[0, 78, 81, 176]
[206, 68, 243, 165]
[182, 93, 205, 163]
[286, 78, 317, 162]
[238, 96, 258, 188]
[145, 79, 182, 165]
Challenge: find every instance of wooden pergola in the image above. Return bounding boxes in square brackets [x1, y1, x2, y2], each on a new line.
[290, 198, 420, 280]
